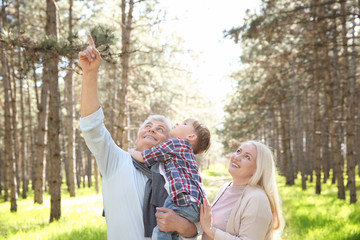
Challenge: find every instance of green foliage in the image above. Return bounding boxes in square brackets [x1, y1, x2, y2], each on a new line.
[202, 164, 231, 202]
[202, 163, 230, 178]
[90, 25, 116, 57]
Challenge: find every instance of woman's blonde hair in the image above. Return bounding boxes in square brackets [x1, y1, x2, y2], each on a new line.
[246, 140, 285, 237]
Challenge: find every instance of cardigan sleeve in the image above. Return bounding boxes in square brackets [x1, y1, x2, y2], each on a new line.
[214, 188, 273, 240]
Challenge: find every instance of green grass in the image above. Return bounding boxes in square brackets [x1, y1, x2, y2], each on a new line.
[1, 166, 359, 240]
[279, 174, 360, 240]
[0, 185, 106, 240]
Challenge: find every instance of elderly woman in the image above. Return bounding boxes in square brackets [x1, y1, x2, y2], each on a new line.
[200, 140, 285, 240]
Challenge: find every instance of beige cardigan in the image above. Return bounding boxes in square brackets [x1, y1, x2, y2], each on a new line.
[212, 182, 273, 240]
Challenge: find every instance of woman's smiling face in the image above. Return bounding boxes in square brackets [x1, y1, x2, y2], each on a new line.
[228, 142, 257, 185]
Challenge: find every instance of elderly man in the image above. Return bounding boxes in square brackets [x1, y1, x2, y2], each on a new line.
[79, 35, 197, 239]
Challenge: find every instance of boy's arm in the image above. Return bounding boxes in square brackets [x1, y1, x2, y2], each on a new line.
[142, 139, 175, 167]
[129, 149, 144, 163]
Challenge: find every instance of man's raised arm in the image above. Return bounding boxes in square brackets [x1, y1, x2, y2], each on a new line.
[79, 34, 102, 117]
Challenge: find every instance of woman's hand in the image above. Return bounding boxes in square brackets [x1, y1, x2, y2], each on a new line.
[200, 196, 216, 239]
[78, 34, 102, 74]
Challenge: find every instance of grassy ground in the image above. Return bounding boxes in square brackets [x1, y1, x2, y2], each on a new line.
[279, 174, 360, 240]
[0, 186, 106, 240]
[1, 164, 359, 239]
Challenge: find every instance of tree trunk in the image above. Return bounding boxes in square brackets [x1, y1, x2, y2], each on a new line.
[313, 77, 322, 195]
[279, 98, 294, 185]
[10, 47, 21, 201]
[273, 111, 282, 176]
[311, 0, 322, 195]
[338, 0, 350, 201]
[116, 0, 134, 149]
[63, 0, 77, 197]
[290, 55, 305, 189]
[356, 0, 360, 178]
[8, 62, 18, 211]
[10, 0, 20, 198]
[321, 90, 330, 184]
[45, 0, 61, 222]
[0, 148, 2, 195]
[75, 127, 83, 189]
[34, 65, 49, 204]
[345, 11, 357, 204]
[318, 3, 333, 185]
[2, 44, 16, 208]
[1, 2, 17, 210]
[19, 42, 28, 199]
[357, 88, 360, 178]
[77, 141, 84, 188]
[329, 10, 345, 199]
[304, 85, 314, 183]
[64, 69, 76, 195]
[15, 0, 28, 199]
[26, 77, 36, 191]
[1, 0, 10, 203]
[61, 107, 69, 190]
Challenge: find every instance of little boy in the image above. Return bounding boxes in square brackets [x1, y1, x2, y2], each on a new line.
[130, 118, 211, 240]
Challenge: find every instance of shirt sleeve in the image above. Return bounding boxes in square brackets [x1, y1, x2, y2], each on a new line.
[195, 222, 203, 235]
[214, 191, 272, 240]
[80, 107, 130, 178]
[142, 139, 176, 167]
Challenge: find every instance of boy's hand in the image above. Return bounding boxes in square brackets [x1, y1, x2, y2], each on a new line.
[129, 149, 144, 162]
[78, 34, 102, 74]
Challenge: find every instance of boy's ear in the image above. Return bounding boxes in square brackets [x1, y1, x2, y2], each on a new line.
[187, 134, 197, 142]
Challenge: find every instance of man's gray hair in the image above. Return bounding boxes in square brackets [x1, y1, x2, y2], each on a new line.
[137, 115, 172, 136]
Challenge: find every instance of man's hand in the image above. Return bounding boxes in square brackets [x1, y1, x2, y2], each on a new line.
[79, 34, 101, 118]
[79, 34, 102, 74]
[156, 207, 197, 237]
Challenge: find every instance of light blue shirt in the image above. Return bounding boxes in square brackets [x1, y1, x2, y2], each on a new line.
[80, 107, 150, 240]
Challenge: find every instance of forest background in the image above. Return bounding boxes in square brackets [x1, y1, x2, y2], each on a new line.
[0, 0, 359, 239]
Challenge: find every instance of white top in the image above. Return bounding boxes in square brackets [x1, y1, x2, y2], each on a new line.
[159, 163, 170, 194]
[80, 107, 150, 240]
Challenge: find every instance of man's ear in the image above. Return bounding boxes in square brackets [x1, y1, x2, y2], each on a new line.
[187, 134, 197, 143]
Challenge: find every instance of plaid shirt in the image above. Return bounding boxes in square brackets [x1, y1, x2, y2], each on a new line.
[142, 138, 205, 207]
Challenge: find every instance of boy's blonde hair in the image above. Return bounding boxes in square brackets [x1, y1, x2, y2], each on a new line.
[186, 118, 211, 154]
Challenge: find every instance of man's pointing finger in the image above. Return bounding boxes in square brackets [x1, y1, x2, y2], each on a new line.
[87, 34, 95, 47]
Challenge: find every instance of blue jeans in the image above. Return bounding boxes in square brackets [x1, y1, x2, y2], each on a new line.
[152, 197, 200, 240]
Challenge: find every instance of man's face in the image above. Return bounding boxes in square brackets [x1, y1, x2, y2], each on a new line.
[135, 120, 170, 151]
